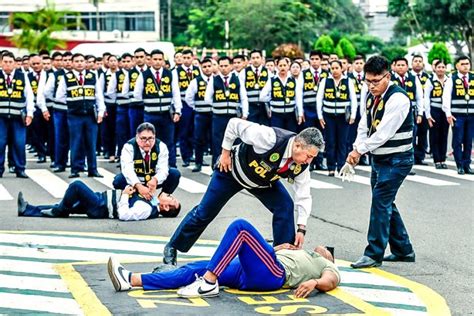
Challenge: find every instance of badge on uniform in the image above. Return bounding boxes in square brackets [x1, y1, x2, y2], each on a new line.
[15, 80, 22, 86]
[340, 84, 346, 91]
[147, 78, 153, 84]
[358, 84, 362, 90]
[78, 88, 84, 95]
[287, 81, 295, 88]
[269, 153, 280, 162]
[152, 152, 157, 160]
[162, 77, 170, 84]
[158, 90, 164, 97]
[336, 91, 341, 98]
[273, 81, 280, 87]
[313, 85, 318, 92]
[225, 90, 230, 97]
[254, 83, 260, 89]
[466, 94, 471, 101]
[145, 175, 151, 181]
[7, 88, 12, 95]
[294, 164, 302, 175]
[285, 97, 290, 104]
[456, 79, 462, 85]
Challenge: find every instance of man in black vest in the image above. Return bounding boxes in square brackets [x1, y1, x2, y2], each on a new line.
[162, 118, 324, 266]
[113, 122, 181, 200]
[345, 56, 415, 269]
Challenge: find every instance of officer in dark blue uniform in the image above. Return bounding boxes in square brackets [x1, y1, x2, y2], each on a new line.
[128, 48, 148, 138]
[55, 53, 105, 178]
[133, 49, 182, 168]
[347, 55, 365, 154]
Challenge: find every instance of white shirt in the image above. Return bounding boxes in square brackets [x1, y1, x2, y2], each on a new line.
[222, 118, 312, 226]
[354, 82, 411, 155]
[204, 74, 249, 117]
[105, 69, 130, 102]
[2, 69, 35, 117]
[120, 141, 170, 187]
[132, 67, 182, 114]
[315, 75, 358, 119]
[442, 71, 468, 117]
[31, 69, 49, 112]
[423, 74, 448, 119]
[259, 74, 304, 116]
[393, 72, 424, 114]
[117, 194, 156, 221]
[184, 74, 210, 109]
[55, 69, 106, 116]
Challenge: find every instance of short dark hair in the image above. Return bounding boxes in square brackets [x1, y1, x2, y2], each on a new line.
[72, 53, 84, 61]
[455, 55, 470, 64]
[122, 52, 132, 59]
[233, 54, 245, 61]
[433, 60, 446, 68]
[51, 52, 63, 59]
[150, 49, 164, 57]
[134, 47, 146, 55]
[364, 55, 390, 75]
[218, 56, 232, 64]
[62, 51, 73, 58]
[392, 57, 408, 65]
[201, 58, 212, 65]
[412, 54, 423, 61]
[136, 122, 156, 135]
[330, 60, 342, 68]
[250, 49, 262, 57]
[102, 52, 111, 58]
[181, 49, 193, 56]
[353, 55, 365, 62]
[2, 51, 14, 60]
[86, 55, 96, 62]
[309, 50, 323, 59]
[42, 55, 51, 61]
[160, 202, 181, 218]
[96, 57, 103, 62]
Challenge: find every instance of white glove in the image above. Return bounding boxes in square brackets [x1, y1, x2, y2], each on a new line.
[339, 163, 355, 182]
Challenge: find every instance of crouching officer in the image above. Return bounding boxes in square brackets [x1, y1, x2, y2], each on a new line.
[113, 122, 181, 198]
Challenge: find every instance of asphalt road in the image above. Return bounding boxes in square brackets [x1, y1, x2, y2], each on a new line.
[0, 155, 472, 315]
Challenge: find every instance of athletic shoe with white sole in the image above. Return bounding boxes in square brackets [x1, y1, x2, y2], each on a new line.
[108, 257, 132, 292]
[177, 274, 219, 298]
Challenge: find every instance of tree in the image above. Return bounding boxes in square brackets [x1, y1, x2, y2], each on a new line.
[428, 42, 452, 64]
[313, 35, 335, 54]
[380, 45, 408, 62]
[349, 34, 384, 56]
[336, 37, 356, 59]
[272, 43, 304, 58]
[388, 0, 473, 62]
[9, 2, 78, 52]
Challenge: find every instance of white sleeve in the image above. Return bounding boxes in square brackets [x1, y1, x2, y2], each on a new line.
[95, 77, 106, 116]
[292, 168, 312, 226]
[117, 195, 152, 221]
[120, 143, 141, 186]
[106, 73, 117, 97]
[55, 76, 67, 104]
[221, 118, 276, 154]
[359, 83, 368, 117]
[259, 79, 271, 103]
[121, 71, 130, 95]
[36, 74, 48, 112]
[423, 80, 433, 119]
[348, 78, 358, 119]
[133, 73, 144, 102]
[415, 77, 424, 115]
[24, 76, 35, 117]
[153, 142, 170, 185]
[171, 73, 183, 114]
[239, 79, 249, 117]
[184, 79, 197, 109]
[316, 78, 326, 119]
[204, 76, 214, 105]
[295, 77, 303, 116]
[353, 106, 369, 150]
[442, 77, 453, 117]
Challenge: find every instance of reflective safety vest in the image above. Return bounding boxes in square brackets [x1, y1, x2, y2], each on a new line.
[0, 70, 27, 117]
[366, 84, 414, 156]
[115, 69, 129, 106]
[194, 75, 211, 113]
[128, 67, 142, 107]
[64, 70, 97, 115]
[450, 72, 474, 115]
[392, 73, 418, 112]
[128, 138, 162, 185]
[52, 69, 67, 111]
[142, 68, 173, 113]
[428, 77, 444, 109]
[212, 74, 241, 115]
[244, 66, 269, 103]
[322, 77, 351, 115]
[302, 69, 328, 108]
[103, 71, 114, 104]
[270, 76, 296, 113]
[347, 72, 364, 105]
[177, 65, 200, 99]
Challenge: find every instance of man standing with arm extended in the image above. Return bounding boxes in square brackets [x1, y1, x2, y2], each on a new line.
[344, 56, 415, 269]
[162, 118, 324, 266]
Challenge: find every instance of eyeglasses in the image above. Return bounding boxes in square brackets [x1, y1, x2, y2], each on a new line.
[138, 136, 155, 143]
[365, 73, 388, 87]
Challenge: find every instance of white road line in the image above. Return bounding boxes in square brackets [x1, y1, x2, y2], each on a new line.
[412, 165, 474, 181]
[338, 287, 424, 307]
[178, 177, 208, 193]
[383, 308, 426, 316]
[339, 271, 399, 287]
[187, 165, 214, 176]
[95, 167, 115, 188]
[313, 170, 371, 186]
[24, 170, 69, 198]
[0, 184, 13, 201]
[0, 259, 57, 275]
[0, 293, 82, 315]
[425, 158, 457, 167]
[310, 179, 342, 189]
[0, 274, 69, 292]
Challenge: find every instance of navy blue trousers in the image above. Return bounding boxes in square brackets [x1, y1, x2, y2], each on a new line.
[128, 106, 144, 137]
[211, 114, 234, 166]
[414, 116, 429, 162]
[67, 114, 98, 174]
[112, 167, 181, 194]
[168, 169, 295, 252]
[101, 103, 117, 157]
[142, 219, 286, 291]
[53, 110, 69, 169]
[248, 103, 270, 126]
[30, 108, 48, 159]
[324, 114, 349, 171]
[364, 151, 414, 261]
[271, 112, 297, 132]
[347, 112, 361, 154]
[451, 114, 473, 168]
[176, 102, 195, 163]
[0, 116, 26, 176]
[144, 112, 176, 168]
[116, 105, 130, 158]
[429, 108, 449, 163]
[194, 112, 212, 165]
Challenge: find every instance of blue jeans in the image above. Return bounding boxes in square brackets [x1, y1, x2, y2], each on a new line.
[0, 116, 26, 175]
[429, 108, 449, 163]
[194, 112, 212, 165]
[53, 110, 69, 169]
[67, 114, 98, 174]
[116, 105, 130, 158]
[211, 114, 234, 166]
[451, 114, 473, 168]
[144, 112, 176, 168]
[176, 102, 194, 163]
[101, 103, 117, 157]
[112, 167, 181, 194]
[128, 105, 144, 137]
[271, 112, 297, 132]
[364, 151, 414, 261]
[142, 219, 286, 291]
[324, 114, 349, 171]
[168, 169, 295, 252]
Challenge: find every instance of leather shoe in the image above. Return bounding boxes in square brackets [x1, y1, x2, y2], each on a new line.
[192, 164, 202, 172]
[16, 171, 29, 178]
[415, 160, 428, 166]
[315, 163, 328, 171]
[350, 256, 382, 269]
[9, 167, 15, 174]
[328, 171, 335, 177]
[408, 170, 416, 176]
[441, 163, 448, 169]
[69, 173, 80, 178]
[88, 171, 103, 178]
[464, 166, 474, 175]
[53, 167, 66, 173]
[37, 157, 47, 163]
[163, 244, 177, 265]
[182, 161, 190, 167]
[17, 192, 27, 216]
[383, 251, 415, 262]
[435, 163, 442, 169]
[202, 162, 210, 167]
[457, 167, 465, 175]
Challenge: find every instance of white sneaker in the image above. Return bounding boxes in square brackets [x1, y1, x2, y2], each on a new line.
[107, 257, 132, 292]
[177, 274, 219, 298]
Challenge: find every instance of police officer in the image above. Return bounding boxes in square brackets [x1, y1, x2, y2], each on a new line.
[301, 50, 329, 170]
[0, 51, 35, 178]
[232, 54, 246, 75]
[317, 60, 357, 176]
[173, 49, 201, 167]
[424, 60, 449, 169]
[185, 58, 213, 172]
[39, 55, 56, 166]
[55, 53, 105, 178]
[442, 56, 474, 175]
[205, 56, 249, 166]
[128, 48, 148, 137]
[347, 55, 365, 154]
[260, 57, 303, 133]
[240, 50, 270, 125]
[133, 49, 182, 168]
[162, 118, 324, 265]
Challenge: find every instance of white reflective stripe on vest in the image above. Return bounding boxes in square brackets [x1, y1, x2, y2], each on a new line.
[66, 96, 95, 102]
[390, 131, 413, 141]
[303, 97, 317, 103]
[231, 154, 268, 190]
[144, 105, 171, 112]
[430, 102, 442, 109]
[372, 143, 413, 155]
[451, 107, 474, 114]
[143, 98, 172, 104]
[0, 108, 22, 115]
[53, 103, 68, 111]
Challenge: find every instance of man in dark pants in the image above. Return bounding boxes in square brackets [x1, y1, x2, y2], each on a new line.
[344, 56, 415, 269]
[162, 118, 324, 266]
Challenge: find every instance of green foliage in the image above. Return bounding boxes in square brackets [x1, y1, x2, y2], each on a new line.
[336, 37, 356, 60]
[313, 35, 335, 54]
[334, 45, 344, 58]
[380, 45, 408, 62]
[349, 34, 384, 56]
[428, 42, 452, 65]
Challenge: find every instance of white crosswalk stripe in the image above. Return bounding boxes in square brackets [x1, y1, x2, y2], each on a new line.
[412, 165, 474, 181]
[25, 169, 69, 198]
[0, 184, 13, 201]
